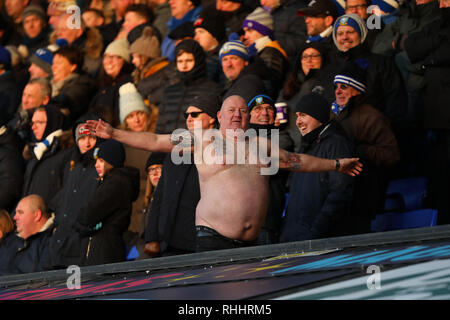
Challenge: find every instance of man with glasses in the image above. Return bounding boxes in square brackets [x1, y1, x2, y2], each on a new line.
[331, 61, 400, 235]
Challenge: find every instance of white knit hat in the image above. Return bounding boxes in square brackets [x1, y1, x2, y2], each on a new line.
[104, 38, 130, 62]
[119, 82, 149, 124]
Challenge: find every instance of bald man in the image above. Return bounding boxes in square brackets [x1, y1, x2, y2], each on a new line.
[86, 95, 362, 251]
[0, 195, 54, 275]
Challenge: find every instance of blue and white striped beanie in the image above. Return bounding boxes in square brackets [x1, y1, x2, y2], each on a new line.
[332, 13, 368, 45]
[334, 62, 367, 93]
[219, 40, 249, 61]
[370, 0, 400, 13]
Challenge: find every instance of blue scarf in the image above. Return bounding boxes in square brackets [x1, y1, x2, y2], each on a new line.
[331, 101, 346, 115]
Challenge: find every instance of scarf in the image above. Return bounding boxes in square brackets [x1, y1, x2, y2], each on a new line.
[33, 129, 63, 160]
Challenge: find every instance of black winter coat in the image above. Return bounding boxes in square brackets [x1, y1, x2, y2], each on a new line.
[0, 217, 54, 275]
[76, 166, 140, 266]
[0, 128, 23, 213]
[0, 71, 20, 123]
[280, 121, 355, 242]
[21, 134, 72, 206]
[145, 155, 200, 254]
[404, 10, 450, 130]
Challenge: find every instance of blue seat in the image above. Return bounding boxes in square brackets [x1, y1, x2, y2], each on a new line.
[384, 177, 428, 212]
[371, 208, 438, 232]
[126, 245, 139, 261]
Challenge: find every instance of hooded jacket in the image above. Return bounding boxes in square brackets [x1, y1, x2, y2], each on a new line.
[21, 106, 73, 205]
[76, 166, 140, 266]
[155, 40, 222, 133]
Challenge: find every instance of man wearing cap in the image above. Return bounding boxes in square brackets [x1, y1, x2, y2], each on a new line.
[280, 92, 354, 242]
[331, 62, 400, 234]
[20, 5, 50, 54]
[241, 6, 287, 99]
[86, 94, 362, 252]
[144, 94, 220, 257]
[297, 0, 338, 48]
[193, 5, 227, 85]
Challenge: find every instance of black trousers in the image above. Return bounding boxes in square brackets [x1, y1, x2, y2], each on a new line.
[195, 226, 256, 252]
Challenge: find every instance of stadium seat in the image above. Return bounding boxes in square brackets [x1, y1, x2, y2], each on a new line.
[384, 177, 428, 212]
[371, 208, 438, 232]
[126, 245, 139, 261]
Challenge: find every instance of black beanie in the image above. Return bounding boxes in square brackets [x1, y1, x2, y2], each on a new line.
[95, 139, 125, 168]
[193, 6, 226, 42]
[295, 92, 330, 124]
[145, 152, 167, 169]
[185, 94, 221, 119]
[168, 21, 195, 40]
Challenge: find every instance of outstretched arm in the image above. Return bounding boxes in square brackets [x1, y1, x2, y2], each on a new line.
[279, 149, 362, 176]
[85, 119, 174, 153]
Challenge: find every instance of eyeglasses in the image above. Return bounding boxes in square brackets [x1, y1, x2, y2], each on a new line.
[184, 111, 205, 119]
[301, 54, 321, 60]
[335, 83, 350, 90]
[346, 4, 367, 10]
[148, 166, 162, 174]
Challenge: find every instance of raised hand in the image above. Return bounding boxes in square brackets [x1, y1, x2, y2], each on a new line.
[85, 119, 114, 140]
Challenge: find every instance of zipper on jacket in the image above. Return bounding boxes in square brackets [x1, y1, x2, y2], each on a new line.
[85, 237, 92, 260]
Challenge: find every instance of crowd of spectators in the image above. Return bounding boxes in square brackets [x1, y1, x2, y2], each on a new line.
[0, 0, 449, 275]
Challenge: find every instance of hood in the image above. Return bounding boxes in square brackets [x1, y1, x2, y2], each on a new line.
[174, 39, 207, 84]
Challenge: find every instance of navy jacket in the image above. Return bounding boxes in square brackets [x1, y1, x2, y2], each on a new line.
[280, 121, 355, 242]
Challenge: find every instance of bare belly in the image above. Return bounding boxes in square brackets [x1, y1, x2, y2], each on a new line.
[195, 164, 269, 241]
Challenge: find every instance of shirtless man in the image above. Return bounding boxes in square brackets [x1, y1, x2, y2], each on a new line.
[86, 95, 362, 251]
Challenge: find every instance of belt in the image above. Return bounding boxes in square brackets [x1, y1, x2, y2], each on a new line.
[195, 225, 255, 246]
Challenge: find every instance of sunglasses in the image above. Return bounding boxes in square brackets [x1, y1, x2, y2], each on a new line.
[184, 111, 205, 119]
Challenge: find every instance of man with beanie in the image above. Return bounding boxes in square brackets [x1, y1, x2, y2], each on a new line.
[331, 62, 400, 235]
[219, 40, 268, 102]
[280, 92, 355, 242]
[332, 13, 407, 129]
[74, 139, 139, 266]
[20, 5, 50, 55]
[194, 5, 227, 85]
[144, 94, 220, 257]
[241, 6, 287, 100]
